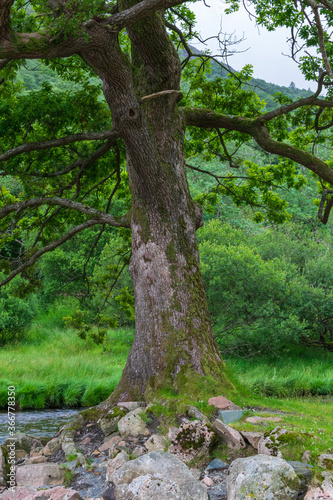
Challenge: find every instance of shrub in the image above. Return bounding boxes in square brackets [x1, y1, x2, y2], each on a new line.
[0, 275, 37, 346]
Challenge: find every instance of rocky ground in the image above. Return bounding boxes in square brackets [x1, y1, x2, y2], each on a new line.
[1, 396, 332, 499]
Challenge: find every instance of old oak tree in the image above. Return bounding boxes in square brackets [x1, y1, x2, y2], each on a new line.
[1, 0, 333, 402]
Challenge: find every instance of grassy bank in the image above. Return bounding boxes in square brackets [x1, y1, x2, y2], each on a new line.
[0, 306, 132, 409]
[227, 348, 333, 397]
[2, 306, 333, 410]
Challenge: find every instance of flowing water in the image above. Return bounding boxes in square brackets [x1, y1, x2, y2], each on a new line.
[0, 408, 82, 444]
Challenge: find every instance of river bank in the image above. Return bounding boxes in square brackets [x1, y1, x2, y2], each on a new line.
[1, 395, 333, 499]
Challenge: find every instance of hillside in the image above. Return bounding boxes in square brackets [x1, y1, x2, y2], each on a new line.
[17, 55, 313, 112]
[208, 56, 313, 110]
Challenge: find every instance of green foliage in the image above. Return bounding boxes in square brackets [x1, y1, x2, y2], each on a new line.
[180, 57, 314, 224]
[0, 275, 38, 346]
[40, 229, 133, 343]
[198, 219, 333, 354]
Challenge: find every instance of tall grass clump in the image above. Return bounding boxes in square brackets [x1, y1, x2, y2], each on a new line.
[227, 347, 333, 397]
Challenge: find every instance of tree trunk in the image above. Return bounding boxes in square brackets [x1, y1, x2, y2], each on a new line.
[108, 93, 232, 401]
[114, 106, 232, 400]
[82, 16, 233, 403]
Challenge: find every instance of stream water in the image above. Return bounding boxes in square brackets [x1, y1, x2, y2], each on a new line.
[0, 408, 82, 444]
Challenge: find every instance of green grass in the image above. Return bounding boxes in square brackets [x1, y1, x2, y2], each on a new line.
[226, 347, 333, 397]
[0, 305, 132, 409]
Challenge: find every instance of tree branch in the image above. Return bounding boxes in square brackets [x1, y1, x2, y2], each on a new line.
[307, 0, 333, 79]
[0, 0, 187, 62]
[108, 0, 188, 28]
[0, 129, 119, 163]
[0, 58, 10, 70]
[318, 188, 333, 223]
[165, 20, 193, 56]
[183, 106, 333, 186]
[0, 197, 130, 228]
[0, 219, 113, 289]
[256, 71, 330, 124]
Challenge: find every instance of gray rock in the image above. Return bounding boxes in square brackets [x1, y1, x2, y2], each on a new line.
[106, 450, 130, 481]
[117, 408, 150, 439]
[0, 486, 38, 500]
[190, 468, 202, 481]
[318, 453, 333, 470]
[258, 427, 286, 458]
[208, 396, 241, 411]
[287, 460, 313, 481]
[227, 454, 300, 500]
[188, 406, 210, 423]
[99, 435, 122, 454]
[169, 420, 215, 456]
[63, 459, 81, 471]
[258, 427, 309, 460]
[287, 461, 313, 497]
[168, 426, 179, 441]
[100, 407, 127, 436]
[16, 463, 65, 487]
[15, 449, 28, 460]
[43, 437, 61, 456]
[304, 488, 333, 499]
[117, 401, 145, 411]
[59, 428, 86, 466]
[25, 455, 47, 464]
[145, 434, 169, 452]
[240, 430, 264, 449]
[4, 433, 42, 454]
[132, 446, 146, 458]
[218, 409, 244, 424]
[304, 471, 333, 499]
[109, 450, 209, 499]
[213, 419, 246, 449]
[205, 458, 229, 472]
[208, 483, 227, 500]
[1, 486, 84, 499]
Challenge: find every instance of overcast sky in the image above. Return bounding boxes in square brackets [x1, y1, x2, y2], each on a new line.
[191, 0, 316, 91]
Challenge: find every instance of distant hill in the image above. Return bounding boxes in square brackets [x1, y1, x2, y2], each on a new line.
[207, 55, 313, 111]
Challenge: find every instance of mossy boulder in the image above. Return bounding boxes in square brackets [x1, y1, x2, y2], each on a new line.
[117, 408, 150, 439]
[3, 433, 42, 454]
[170, 420, 216, 453]
[99, 407, 127, 436]
[227, 454, 300, 499]
[318, 454, 333, 471]
[258, 427, 309, 458]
